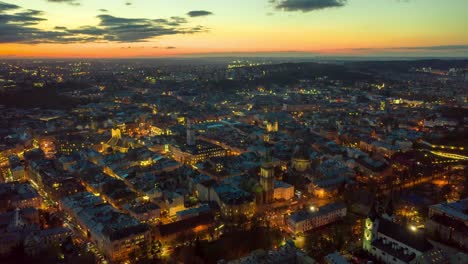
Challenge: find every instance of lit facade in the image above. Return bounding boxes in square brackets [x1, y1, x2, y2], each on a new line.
[287, 203, 346, 234]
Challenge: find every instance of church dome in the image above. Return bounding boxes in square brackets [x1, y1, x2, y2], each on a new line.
[292, 144, 310, 161]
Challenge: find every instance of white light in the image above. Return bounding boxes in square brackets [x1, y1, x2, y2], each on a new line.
[410, 225, 417, 232]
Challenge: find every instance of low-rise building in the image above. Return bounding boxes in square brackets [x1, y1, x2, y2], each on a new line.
[123, 201, 161, 223]
[60, 192, 151, 263]
[170, 140, 227, 165]
[273, 181, 294, 201]
[222, 241, 316, 264]
[363, 202, 435, 264]
[324, 252, 350, 264]
[287, 202, 346, 234]
[0, 182, 42, 212]
[425, 199, 467, 250]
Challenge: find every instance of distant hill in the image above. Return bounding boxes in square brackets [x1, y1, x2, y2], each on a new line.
[0, 86, 80, 109]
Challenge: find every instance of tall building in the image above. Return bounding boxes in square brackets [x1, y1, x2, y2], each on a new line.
[186, 119, 196, 146]
[260, 147, 274, 204]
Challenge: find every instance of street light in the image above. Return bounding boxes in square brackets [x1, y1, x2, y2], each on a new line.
[409, 225, 417, 232]
[309, 206, 317, 212]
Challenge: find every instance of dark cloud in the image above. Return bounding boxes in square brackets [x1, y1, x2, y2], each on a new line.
[389, 45, 468, 51]
[92, 15, 205, 42]
[0, 1, 19, 12]
[187, 10, 213, 17]
[166, 46, 176, 49]
[125, 2, 132, 6]
[352, 45, 468, 52]
[98, 9, 108, 12]
[0, 2, 208, 44]
[272, 0, 347, 12]
[120, 46, 145, 49]
[46, 0, 81, 6]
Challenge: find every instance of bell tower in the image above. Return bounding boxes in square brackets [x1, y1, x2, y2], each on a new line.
[363, 201, 379, 251]
[260, 147, 274, 204]
[186, 119, 196, 146]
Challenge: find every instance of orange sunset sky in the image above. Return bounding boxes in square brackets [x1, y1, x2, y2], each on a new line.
[0, 0, 467, 58]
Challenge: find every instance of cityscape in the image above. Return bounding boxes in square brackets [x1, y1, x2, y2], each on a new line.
[0, 1, 467, 264]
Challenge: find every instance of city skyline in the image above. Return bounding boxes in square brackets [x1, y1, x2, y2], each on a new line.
[1, 0, 468, 58]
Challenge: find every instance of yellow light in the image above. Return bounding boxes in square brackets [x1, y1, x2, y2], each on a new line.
[410, 225, 417, 232]
[143, 196, 149, 201]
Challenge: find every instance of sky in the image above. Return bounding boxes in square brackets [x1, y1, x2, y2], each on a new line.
[0, 0, 467, 58]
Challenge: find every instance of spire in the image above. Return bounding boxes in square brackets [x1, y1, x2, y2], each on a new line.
[385, 196, 395, 217]
[262, 143, 272, 164]
[186, 118, 195, 146]
[368, 200, 379, 221]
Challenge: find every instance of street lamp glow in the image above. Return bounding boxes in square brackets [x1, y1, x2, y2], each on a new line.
[410, 225, 417, 232]
[309, 206, 317, 212]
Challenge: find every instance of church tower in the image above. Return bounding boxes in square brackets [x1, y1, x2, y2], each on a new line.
[382, 196, 395, 222]
[363, 201, 379, 251]
[186, 119, 196, 146]
[260, 147, 275, 204]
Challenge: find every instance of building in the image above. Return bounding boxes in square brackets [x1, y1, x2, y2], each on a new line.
[273, 180, 294, 201]
[156, 212, 214, 243]
[170, 140, 227, 165]
[176, 204, 211, 221]
[260, 147, 275, 204]
[163, 191, 185, 217]
[425, 199, 467, 250]
[0, 182, 42, 212]
[222, 241, 316, 264]
[60, 192, 151, 263]
[24, 227, 72, 256]
[324, 252, 350, 264]
[287, 202, 346, 234]
[186, 119, 196, 146]
[102, 128, 140, 153]
[213, 184, 256, 219]
[291, 144, 310, 172]
[362, 201, 434, 264]
[123, 201, 161, 223]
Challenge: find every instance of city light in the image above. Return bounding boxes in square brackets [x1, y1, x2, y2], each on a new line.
[0, 4, 465, 261]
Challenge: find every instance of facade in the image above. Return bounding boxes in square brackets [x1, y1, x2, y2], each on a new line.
[273, 180, 294, 201]
[102, 128, 140, 153]
[324, 252, 350, 264]
[164, 192, 185, 216]
[170, 141, 227, 165]
[24, 227, 72, 255]
[123, 201, 161, 223]
[291, 144, 310, 172]
[214, 184, 256, 219]
[60, 192, 151, 263]
[363, 201, 434, 264]
[0, 182, 42, 212]
[287, 202, 346, 234]
[425, 199, 467, 250]
[194, 179, 255, 219]
[223, 241, 316, 264]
